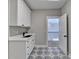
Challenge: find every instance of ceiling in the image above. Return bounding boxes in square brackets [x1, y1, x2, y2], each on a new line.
[25, 0, 67, 10]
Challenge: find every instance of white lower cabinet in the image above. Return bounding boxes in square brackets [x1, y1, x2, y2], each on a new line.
[9, 37, 35, 59]
[9, 41, 26, 59]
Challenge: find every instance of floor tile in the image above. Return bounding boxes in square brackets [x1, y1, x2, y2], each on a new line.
[35, 56, 43, 59]
[53, 56, 60, 59]
[44, 50, 50, 55]
[28, 56, 34, 59]
[37, 50, 43, 55]
[52, 51, 59, 55]
[30, 50, 36, 55]
[33, 47, 38, 50]
[62, 56, 70, 59]
[28, 47, 70, 59]
[38, 47, 44, 50]
[44, 47, 49, 50]
[44, 56, 51, 59]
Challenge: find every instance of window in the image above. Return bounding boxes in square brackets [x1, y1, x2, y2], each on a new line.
[48, 17, 59, 41]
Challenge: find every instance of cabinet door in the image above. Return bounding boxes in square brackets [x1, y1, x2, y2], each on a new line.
[23, 3, 31, 27]
[17, 0, 31, 27]
[9, 0, 31, 27]
[24, 12, 31, 27]
[17, 0, 25, 26]
[23, 2, 29, 27]
[9, 41, 26, 59]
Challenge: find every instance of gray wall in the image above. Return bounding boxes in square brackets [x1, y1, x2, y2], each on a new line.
[61, 0, 71, 53]
[30, 9, 61, 45]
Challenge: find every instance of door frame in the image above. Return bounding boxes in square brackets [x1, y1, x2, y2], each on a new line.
[46, 16, 60, 47]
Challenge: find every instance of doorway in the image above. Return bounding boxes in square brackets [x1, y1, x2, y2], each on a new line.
[47, 16, 60, 47]
[47, 14, 68, 55]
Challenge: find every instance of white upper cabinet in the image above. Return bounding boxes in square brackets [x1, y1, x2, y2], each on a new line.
[9, 0, 31, 27]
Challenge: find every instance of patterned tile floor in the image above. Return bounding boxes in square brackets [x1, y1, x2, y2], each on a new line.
[28, 47, 70, 59]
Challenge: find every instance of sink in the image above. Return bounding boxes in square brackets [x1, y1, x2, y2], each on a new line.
[23, 35, 32, 38]
[9, 34, 33, 40]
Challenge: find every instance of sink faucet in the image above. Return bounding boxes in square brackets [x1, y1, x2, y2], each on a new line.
[23, 32, 28, 37]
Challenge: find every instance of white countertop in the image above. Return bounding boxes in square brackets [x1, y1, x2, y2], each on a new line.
[9, 33, 35, 41]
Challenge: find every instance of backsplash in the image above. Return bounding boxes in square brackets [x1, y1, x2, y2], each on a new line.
[9, 26, 30, 36]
